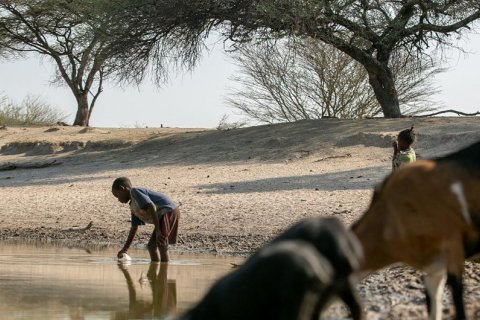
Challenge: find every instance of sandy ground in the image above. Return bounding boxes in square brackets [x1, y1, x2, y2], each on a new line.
[1, 117, 480, 319]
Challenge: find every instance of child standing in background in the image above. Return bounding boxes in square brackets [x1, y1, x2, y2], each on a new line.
[392, 126, 417, 171]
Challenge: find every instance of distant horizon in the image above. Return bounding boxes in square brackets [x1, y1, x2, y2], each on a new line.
[1, 33, 479, 129]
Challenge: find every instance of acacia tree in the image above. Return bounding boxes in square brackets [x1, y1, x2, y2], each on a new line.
[106, 0, 480, 118]
[0, 0, 119, 126]
[228, 39, 443, 123]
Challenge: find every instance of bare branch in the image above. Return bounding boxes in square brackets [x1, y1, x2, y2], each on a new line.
[414, 109, 480, 117]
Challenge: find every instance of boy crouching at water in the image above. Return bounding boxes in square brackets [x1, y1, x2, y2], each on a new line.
[112, 177, 180, 262]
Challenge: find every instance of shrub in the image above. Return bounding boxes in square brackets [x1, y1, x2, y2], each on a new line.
[216, 114, 248, 131]
[0, 95, 67, 126]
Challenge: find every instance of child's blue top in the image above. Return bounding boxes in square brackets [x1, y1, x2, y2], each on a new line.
[129, 187, 177, 226]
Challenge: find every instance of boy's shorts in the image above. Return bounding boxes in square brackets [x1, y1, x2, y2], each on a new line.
[158, 207, 180, 246]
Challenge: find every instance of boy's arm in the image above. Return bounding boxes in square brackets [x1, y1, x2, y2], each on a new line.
[392, 141, 399, 155]
[118, 225, 139, 258]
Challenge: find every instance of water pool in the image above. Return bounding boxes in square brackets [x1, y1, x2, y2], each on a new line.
[0, 242, 243, 320]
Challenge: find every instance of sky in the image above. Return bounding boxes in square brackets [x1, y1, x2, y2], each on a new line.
[0, 33, 479, 129]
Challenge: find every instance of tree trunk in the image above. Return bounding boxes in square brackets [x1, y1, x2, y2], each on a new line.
[367, 70, 402, 118]
[73, 94, 90, 126]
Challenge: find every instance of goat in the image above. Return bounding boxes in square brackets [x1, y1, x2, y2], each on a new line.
[177, 240, 333, 320]
[351, 140, 480, 320]
[270, 216, 364, 320]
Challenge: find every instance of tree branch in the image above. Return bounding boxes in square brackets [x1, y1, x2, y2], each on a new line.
[0, 160, 62, 171]
[414, 109, 480, 117]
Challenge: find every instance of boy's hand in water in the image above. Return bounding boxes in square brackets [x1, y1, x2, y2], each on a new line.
[117, 249, 128, 258]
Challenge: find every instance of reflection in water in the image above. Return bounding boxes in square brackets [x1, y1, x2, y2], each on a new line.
[116, 262, 177, 319]
[0, 241, 243, 320]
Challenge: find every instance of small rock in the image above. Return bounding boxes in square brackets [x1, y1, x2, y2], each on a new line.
[44, 127, 60, 132]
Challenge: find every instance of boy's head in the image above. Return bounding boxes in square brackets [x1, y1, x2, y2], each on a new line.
[397, 126, 416, 150]
[112, 177, 132, 204]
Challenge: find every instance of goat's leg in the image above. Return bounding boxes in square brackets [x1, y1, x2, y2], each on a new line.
[309, 278, 362, 320]
[447, 272, 466, 320]
[338, 277, 362, 320]
[422, 275, 432, 314]
[310, 287, 334, 320]
[445, 238, 467, 320]
[423, 266, 447, 320]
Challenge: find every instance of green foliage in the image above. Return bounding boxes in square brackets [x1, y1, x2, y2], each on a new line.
[0, 95, 66, 126]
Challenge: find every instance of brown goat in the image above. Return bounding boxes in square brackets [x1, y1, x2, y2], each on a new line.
[351, 140, 480, 320]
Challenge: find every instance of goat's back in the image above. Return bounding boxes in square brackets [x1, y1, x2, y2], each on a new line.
[271, 216, 363, 277]
[435, 140, 480, 177]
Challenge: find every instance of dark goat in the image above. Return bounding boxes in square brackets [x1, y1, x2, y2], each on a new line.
[270, 216, 364, 320]
[352, 140, 480, 320]
[178, 240, 333, 320]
